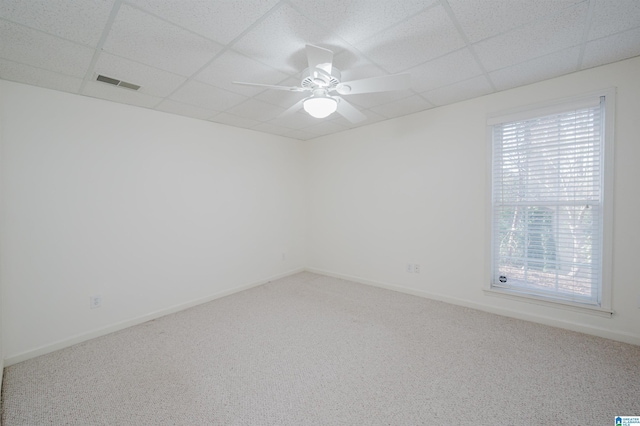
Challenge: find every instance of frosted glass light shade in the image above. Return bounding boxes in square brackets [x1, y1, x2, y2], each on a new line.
[303, 96, 338, 118]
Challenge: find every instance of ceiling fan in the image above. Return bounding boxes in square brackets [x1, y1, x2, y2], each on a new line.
[233, 44, 411, 123]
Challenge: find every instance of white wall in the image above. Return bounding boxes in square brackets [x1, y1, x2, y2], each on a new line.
[0, 81, 307, 363]
[306, 56, 640, 345]
[1, 57, 639, 367]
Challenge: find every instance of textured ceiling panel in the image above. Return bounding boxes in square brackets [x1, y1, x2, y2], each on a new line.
[406, 48, 483, 93]
[210, 112, 261, 129]
[369, 94, 434, 119]
[423, 75, 493, 106]
[232, 4, 347, 75]
[343, 89, 415, 110]
[0, 0, 639, 140]
[225, 98, 286, 122]
[448, 0, 584, 43]
[0, 0, 115, 46]
[0, 20, 94, 77]
[0, 58, 83, 93]
[582, 26, 640, 69]
[474, 2, 588, 72]
[156, 99, 217, 120]
[489, 47, 581, 91]
[254, 77, 306, 109]
[288, 0, 436, 45]
[169, 80, 247, 112]
[195, 49, 289, 97]
[126, 0, 280, 44]
[329, 110, 387, 129]
[588, 0, 640, 40]
[103, 4, 222, 76]
[356, 5, 465, 73]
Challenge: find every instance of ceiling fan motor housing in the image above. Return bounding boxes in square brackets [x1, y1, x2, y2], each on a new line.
[301, 67, 341, 90]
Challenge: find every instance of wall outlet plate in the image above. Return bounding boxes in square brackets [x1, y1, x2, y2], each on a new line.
[90, 295, 102, 309]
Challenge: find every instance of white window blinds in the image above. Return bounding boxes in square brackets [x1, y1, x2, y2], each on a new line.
[491, 96, 605, 306]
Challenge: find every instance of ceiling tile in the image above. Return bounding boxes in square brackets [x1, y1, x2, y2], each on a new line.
[102, 4, 222, 76]
[155, 99, 216, 120]
[588, 0, 640, 41]
[582, 26, 640, 69]
[369, 94, 433, 119]
[82, 81, 162, 108]
[0, 0, 115, 46]
[342, 89, 415, 110]
[490, 47, 581, 91]
[423, 75, 493, 106]
[355, 5, 466, 73]
[448, 0, 584, 43]
[303, 120, 349, 136]
[0, 20, 94, 77]
[268, 111, 322, 130]
[282, 129, 319, 141]
[225, 99, 286, 121]
[473, 2, 588, 72]
[126, 0, 279, 44]
[94, 52, 187, 97]
[251, 122, 292, 137]
[332, 50, 386, 82]
[210, 112, 261, 129]
[0, 58, 82, 93]
[406, 48, 483, 93]
[194, 49, 289, 97]
[254, 77, 306, 109]
[329, 109, 387, 128]
[232, 3, 347, 75]
[169, 80, 246, 112]
[288, 0, 435, 45]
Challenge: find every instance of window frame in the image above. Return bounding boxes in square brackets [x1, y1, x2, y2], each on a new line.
[484, 88, 615, 317]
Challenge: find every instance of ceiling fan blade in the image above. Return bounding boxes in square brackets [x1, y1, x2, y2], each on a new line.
[335, 73, 411, 95]
[306, 44, 333, 76]
[279, 98, 306, 118]
[233, 81, 305, 92]
[336, 97, 367, 123]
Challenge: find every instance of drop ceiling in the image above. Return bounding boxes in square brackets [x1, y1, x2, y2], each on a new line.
[1, 0, 639, 140]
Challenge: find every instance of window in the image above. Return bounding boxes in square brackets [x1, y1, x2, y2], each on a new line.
[489, 91, 614, 312]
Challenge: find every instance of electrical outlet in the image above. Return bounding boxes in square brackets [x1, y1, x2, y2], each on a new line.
[406, 263, 414, 273]
[414, 264, 421, 274]
[90, 295, 102, 309]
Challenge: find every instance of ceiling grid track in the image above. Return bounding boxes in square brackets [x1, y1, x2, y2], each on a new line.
[78, 0, 124, 93]
[439, 0, 497, 92]
[152, 1, 287, 110]
[575, 0, 597, 71]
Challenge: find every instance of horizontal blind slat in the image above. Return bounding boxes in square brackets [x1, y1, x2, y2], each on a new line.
[491, 99, 604, 306]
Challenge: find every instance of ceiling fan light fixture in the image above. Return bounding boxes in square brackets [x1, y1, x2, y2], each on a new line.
[303, 95, 337, 118]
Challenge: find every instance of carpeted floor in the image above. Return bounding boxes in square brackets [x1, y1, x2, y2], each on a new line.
[2, 272, 639, 425]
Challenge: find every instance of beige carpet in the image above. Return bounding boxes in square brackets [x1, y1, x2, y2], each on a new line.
[2, 272, 639, 425]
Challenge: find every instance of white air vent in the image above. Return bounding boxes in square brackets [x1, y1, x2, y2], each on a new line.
[96, 74, 141, 91]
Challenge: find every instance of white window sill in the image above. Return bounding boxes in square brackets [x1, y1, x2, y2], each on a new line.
[484, 287, 613, 318]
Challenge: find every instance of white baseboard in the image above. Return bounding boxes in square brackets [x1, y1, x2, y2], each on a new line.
[5, 268, 304, 367]
[305, 267, 640, 346]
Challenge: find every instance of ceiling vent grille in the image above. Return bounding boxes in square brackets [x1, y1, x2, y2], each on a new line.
[96, 74, 141, 91]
